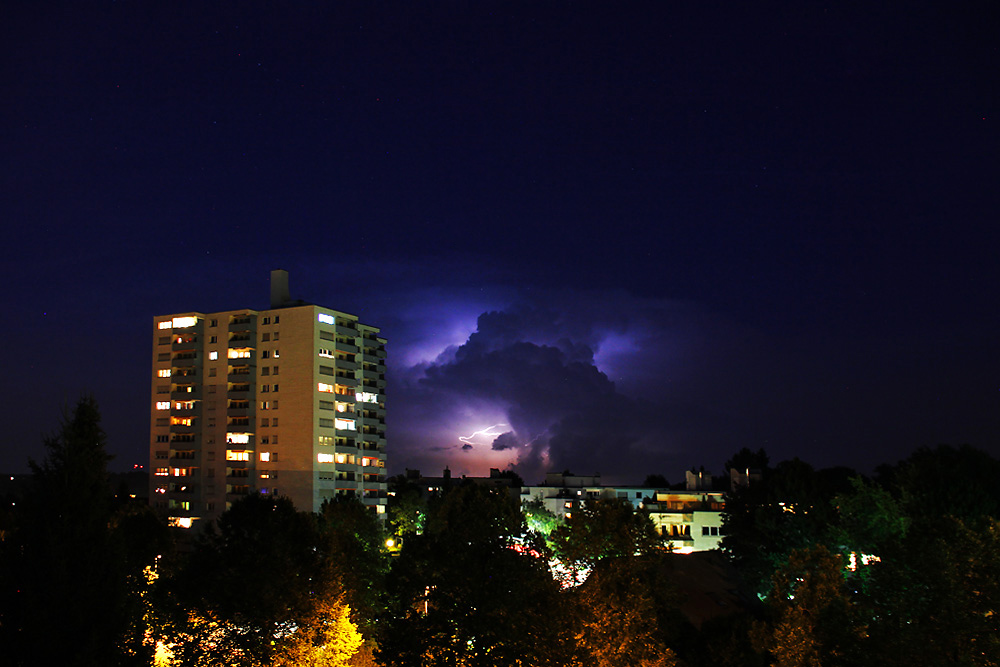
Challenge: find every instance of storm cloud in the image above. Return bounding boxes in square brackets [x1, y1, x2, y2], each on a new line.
[387, 290, 762, 484]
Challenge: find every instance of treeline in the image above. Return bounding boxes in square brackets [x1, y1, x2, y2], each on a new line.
[719, 446, 1000, 666]
[1, 398, 998, 666]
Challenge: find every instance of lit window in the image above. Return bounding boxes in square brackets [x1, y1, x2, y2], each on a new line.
[226, 433, 250, 445]
[172, 316, 197, 328]
[335, 453, 347, 464]
[209, 351, 218, 360]
[228, 348, 251, 359]
[170, 417, 193, 426]
[260, 452, 271, 462]
[273, 349, 279, 358]
[156, 402, 170, 410]
[158, 321, 173, 330]
[335, 418, 356, 431]
[356, 391, 378, 403]
[319, 348, 334, 358]
[318, 313, 334, 325]
[157, 369, 171, 378]
[318, 453, 334, 463]
[318, 382, 335, 393]
[168, 517, 194, 529]
[226, 450, 251, 462]
[155, 467, 169, 476]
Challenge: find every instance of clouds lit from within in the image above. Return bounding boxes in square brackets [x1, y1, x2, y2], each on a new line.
[387, 290, 728, 485]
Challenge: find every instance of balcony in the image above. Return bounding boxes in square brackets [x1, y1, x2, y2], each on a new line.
[335, 340, 359, 355]
[171, 389, 200, 401]
[228, 368, 253, 382]
[228, 316, 255, 333]
[172, 337, 198, 351]
[335, 324, 358, 338]
[336, 358, 358, 371]
[172, 354, 198, 368]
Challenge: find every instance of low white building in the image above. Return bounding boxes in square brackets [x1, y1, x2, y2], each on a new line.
[520, 472, 650, 521]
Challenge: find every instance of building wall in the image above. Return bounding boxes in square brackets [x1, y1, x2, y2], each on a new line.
[150, 299, 386, 530]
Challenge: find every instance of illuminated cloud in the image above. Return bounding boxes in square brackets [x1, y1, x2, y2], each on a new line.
[491, 431, 521, 451]
[388, 289, 723, 483]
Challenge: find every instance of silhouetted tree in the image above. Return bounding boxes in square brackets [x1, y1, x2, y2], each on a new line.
[751, 545, 865, 667]
[886, 444, 1000, 521]
[0, 397, 153, 666]
[380, 483, 572, 666]
[861, 515, 1000, 666]
[725, 447, 769, 473]
[643, 473, 670, 488]
[720, 459, 853, 596]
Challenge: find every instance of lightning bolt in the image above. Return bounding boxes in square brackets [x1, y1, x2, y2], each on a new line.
[459, 423, 508, 445]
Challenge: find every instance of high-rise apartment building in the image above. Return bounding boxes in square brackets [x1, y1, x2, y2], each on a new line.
[149, 270, 387, 528]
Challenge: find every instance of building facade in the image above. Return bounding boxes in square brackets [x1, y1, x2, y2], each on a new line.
[520, 470, 727, 553]
[149, 271, 387, 529]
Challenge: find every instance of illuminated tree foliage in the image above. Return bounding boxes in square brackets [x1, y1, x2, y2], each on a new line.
[271, 598, 364, 667]
[572, 555, 685, 667]
[0, 397, 158, 666]
[550, 496, 664, 579]
[162, 494, 361, 667]
[380, 483, 573, 667]
[522, 496, 561, 538]
[720, 459, 855, 596]
[386, 474, 427, 537]
[317, 496, 390, 635]
[751, 545, 865, 667]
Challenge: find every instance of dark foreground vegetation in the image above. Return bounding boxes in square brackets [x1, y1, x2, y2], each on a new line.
[1, 398, 997, 666]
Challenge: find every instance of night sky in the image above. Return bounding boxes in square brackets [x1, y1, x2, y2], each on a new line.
[3, 3, 997, 484]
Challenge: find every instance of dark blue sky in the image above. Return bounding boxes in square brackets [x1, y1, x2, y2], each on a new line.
[2, 2, 996, 482]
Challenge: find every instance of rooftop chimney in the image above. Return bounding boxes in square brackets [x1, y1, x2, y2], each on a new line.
[270, 269, 290, 308]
